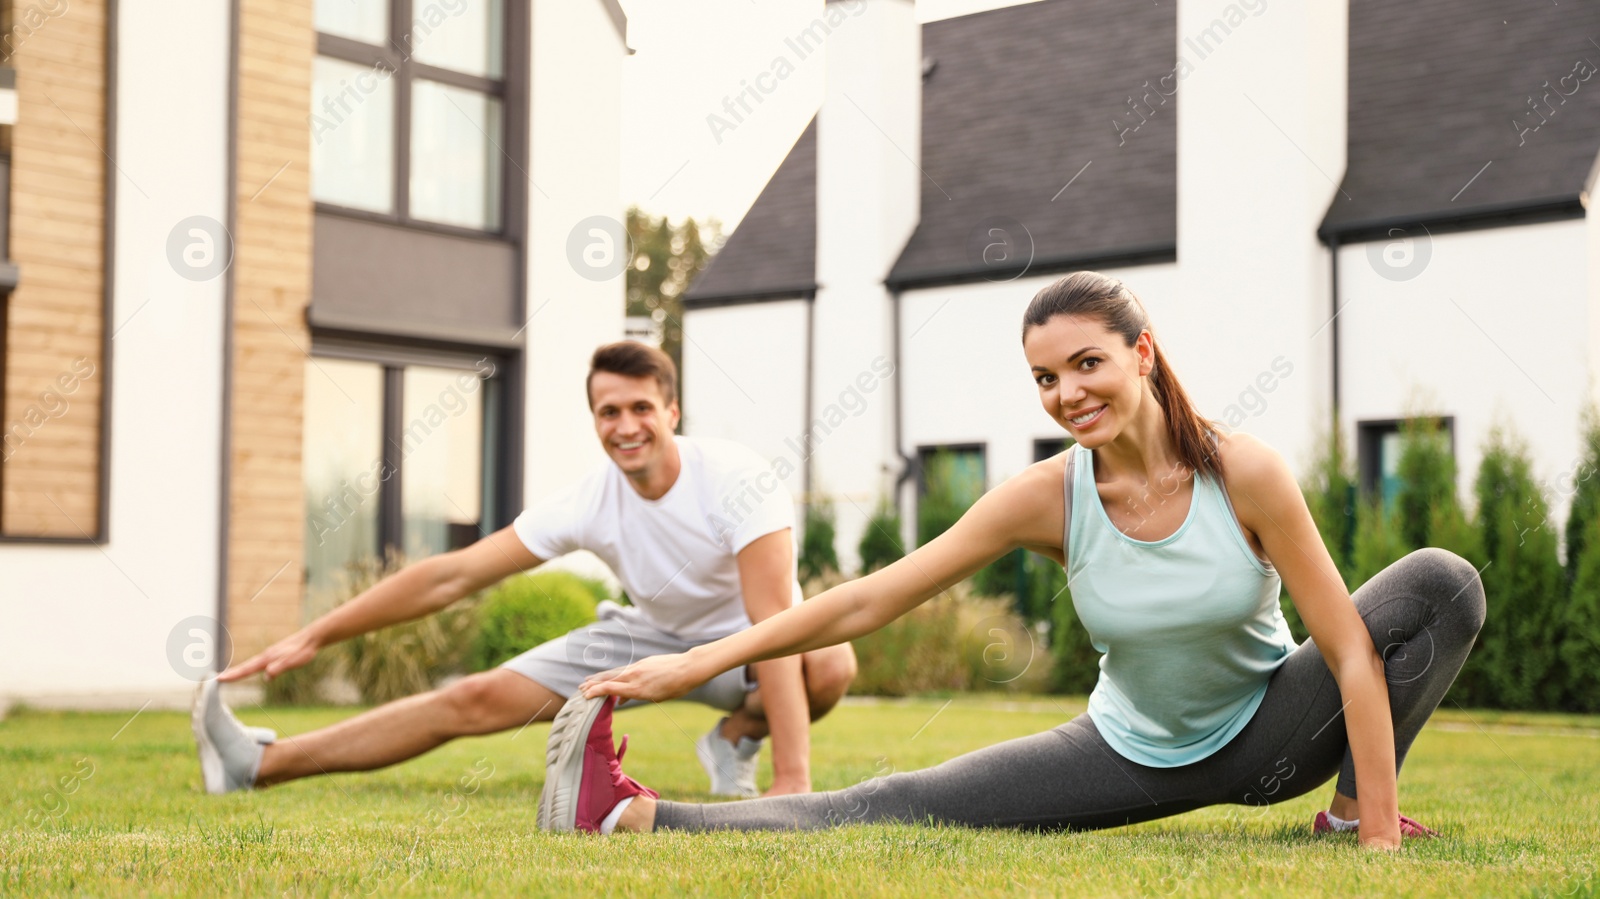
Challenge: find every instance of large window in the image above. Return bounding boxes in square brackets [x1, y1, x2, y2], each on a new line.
[302, 352, 504, 607]
[916, 444, 986, 546]
[1358, 417, 1455, 513]
[311, 0, 506, 231]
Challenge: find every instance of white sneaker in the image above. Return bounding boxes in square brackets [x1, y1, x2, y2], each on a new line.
[246, 726, 277, 745]
[696, 718, 761, 798]
[595, 599, 626, 621]
[191, 679, 265, 795]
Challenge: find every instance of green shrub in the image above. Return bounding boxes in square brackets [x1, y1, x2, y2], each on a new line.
[470, 571, 600, 672]
[1302, 420, 1358, 584]
[798, 496, 840, 584]
[335, 554, 481, 706]
[957, 592, 1053, 694]
[847, 577, 1035, 697]
[1350, 495, 1408, 590]
[848, 594, 967, 696]
[973, 549, 1025, 603]
[1393, 416, 1459, 551]
[1462, 426, 1564, 709]
[1562, 512, 1600, 712]
[1562, 404, 1600, 591]
[1045, 560, 1100, 695]
[261, 649, 338, 707]
[857, 497, 906, 575]
[569, 574, 620, 607]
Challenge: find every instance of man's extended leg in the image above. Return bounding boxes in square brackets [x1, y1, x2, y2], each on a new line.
[254, 669, 564, 787]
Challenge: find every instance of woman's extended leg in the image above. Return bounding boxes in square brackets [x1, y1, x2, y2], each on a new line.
[652, 547, 1486, 833]
[653, 713, 1214, 832]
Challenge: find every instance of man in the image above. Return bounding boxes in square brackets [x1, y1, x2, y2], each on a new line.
[194, 341, 857, 798]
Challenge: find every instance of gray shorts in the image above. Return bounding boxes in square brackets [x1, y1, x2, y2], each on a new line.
[500, 606, 755, 712]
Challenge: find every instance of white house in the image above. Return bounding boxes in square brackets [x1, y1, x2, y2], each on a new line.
[0, 0, 628, 708]
[683, 0, 1600, 573]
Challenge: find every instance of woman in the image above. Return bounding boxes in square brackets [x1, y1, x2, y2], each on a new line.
[537, 271, 1485, 849]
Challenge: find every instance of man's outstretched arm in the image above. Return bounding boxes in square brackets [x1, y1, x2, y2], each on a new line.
[736, 529, 812, 795]
[219, 526, 541, 682]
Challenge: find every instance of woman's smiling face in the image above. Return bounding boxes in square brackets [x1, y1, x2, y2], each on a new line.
[1023, 313, 1154, 445]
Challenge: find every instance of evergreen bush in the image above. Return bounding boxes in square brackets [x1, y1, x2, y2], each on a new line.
[857, 497, 906, 575]
[1464, 426, 1564, 709]
[1561, 513, 1600, 712]
[469, 571, 599, 673]
[798, 496, 841, 584]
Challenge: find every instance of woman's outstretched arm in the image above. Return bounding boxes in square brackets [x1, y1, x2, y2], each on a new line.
[582, 457, 1066, 703]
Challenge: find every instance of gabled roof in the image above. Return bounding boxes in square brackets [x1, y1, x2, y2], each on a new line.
[1320, 0, 1600, 239]
[685, 117, 817, 305]
[886, 0, 1176, 288]
[687, 0, 1174, 304]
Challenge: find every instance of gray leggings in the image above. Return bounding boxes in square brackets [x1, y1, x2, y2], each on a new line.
[655, 548, 1486, 832]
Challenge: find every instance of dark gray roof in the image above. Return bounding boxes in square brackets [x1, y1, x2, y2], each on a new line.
[691, 0, 1600, 301]
[1321, 0, 1600, 239]
[887, 0, 1176, 287]
[684, 118, 817, 305]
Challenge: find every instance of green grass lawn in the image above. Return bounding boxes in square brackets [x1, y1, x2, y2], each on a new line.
[2, 695, 1597, 897]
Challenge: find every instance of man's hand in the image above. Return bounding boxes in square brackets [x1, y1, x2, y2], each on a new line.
[581, 652, 707, 704]
[218, 629, 320, 682]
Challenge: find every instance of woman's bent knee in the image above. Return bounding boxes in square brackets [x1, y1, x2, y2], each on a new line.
[1404, 547, 1486, 636]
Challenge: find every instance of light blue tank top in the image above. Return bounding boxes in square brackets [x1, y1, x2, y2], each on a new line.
[1065, 442, 1298, 768]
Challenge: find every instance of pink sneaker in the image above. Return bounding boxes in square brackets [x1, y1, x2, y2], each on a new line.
[538, 695, 658, 833]
[1397, 813, 1440, 838]
[1311, 810, 1341, 835]
[1312, 810, 1440, 838]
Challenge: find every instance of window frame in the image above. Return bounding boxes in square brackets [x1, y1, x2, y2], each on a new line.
[1032, 436, 1074, 463]
[313, 0, 511, 238]
[1356, 416, 1456, 511]
[912, 442, 987, 548]
[305, 340, 516, 566]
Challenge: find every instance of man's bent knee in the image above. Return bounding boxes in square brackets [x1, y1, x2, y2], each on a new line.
[803, 643, 858, 719]
[441, 670, 560, 736]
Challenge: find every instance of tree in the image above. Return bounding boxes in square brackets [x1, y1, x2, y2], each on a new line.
[1463, 425, 1564, 709]
[1302, 419, 1357, 583]
[857, 497, 906, 575]
[1393, 416, 1459, 552]
[1392, 415, 1485, 577]
[625, 206, 722, 419]
[1562, 512, 1600, 712]
[1562, 403, 1600, 590]
[798, 496, 840, 584]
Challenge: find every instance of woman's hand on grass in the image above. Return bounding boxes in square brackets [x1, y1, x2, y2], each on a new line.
[217, 629, 320, 682]
[581, 652, 705, 704]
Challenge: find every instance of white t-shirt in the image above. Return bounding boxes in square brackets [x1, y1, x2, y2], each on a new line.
[513, 436, 801, 642]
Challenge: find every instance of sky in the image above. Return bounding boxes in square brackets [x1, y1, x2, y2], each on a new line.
[617, 0, 1039, 234]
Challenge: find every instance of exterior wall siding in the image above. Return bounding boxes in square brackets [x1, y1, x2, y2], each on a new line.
[227, 0, 315, 661]
[2, 0, 106, 536]
[1336, 220, 1592, 542]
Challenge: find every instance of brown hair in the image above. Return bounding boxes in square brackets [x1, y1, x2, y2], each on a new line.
[587, 341, 678, 409]
[1021, 271, 1224, 481]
